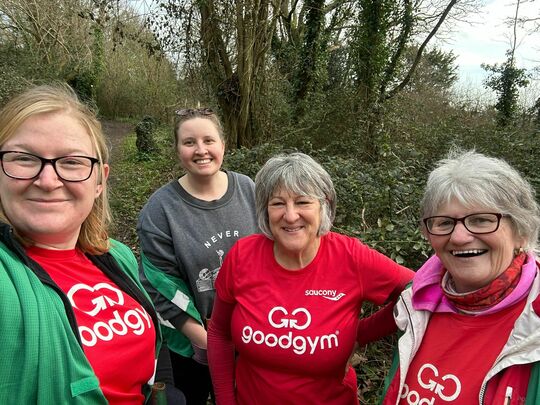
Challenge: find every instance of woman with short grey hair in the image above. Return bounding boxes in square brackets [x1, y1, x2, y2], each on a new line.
[255, 152, 337, 238]
[380, 150, 540, 404]
[208, 152, 414, 405]
[421, 150, 540, 251]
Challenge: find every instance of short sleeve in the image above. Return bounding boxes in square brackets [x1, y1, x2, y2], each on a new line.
[353, 239, 414, 305]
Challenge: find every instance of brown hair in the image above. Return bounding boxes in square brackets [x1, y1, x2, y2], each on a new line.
[173, 108, 224, 147]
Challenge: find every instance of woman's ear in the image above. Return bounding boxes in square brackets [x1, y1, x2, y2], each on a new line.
[96, 164, 109, 196]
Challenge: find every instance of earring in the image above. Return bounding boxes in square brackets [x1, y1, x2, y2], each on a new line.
[514, 247, 525, 256]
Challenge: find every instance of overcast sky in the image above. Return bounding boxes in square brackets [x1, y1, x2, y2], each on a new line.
[435, 0, 540, 104]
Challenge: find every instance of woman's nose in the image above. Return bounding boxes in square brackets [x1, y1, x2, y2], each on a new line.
[33, 163, 62, 189]
[283, 203, 299, 222]
[195, 141, 207, 154]
[449, 221, 474, 243]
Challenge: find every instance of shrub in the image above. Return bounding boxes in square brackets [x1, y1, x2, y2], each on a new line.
[135, 116, 159, 158]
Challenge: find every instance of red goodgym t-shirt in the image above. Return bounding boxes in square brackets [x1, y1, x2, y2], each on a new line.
[216, 232, 411, 405]
[27, 246, 156, 405]
[397, 299, 526, 405]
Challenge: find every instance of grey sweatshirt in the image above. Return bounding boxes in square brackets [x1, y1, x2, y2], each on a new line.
[137, 171, 258, 330]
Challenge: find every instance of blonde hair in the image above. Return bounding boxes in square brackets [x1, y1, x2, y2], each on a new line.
[0, 83, 111, 254]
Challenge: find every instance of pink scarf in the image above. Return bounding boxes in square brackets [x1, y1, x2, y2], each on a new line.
[412, 252, 536, 315]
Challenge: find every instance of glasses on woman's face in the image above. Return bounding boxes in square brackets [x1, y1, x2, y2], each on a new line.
[423, 213, 504, 236]
[175, 108, 215, 117]
[0, 151, 99, 182]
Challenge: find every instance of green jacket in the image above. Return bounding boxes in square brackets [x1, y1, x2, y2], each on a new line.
[0, 223, 161, 404]
[141, 251, 202, 357]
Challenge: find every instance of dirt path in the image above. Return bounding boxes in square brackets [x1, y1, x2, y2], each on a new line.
[101, 120, 134, 187]
[101, 120, 134, 163]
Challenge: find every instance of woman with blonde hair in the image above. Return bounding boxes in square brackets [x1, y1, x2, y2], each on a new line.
[0, 84, 161, 404]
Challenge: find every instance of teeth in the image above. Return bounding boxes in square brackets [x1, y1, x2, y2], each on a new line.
[284, 227, 302, 232]
[195, 159, 211, 164]
[452, 249, 486, 256]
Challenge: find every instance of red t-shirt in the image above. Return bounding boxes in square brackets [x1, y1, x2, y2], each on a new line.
[396, 299, 526, 405]
[27, 246, 156, 405]
[216, 232, 411, 405]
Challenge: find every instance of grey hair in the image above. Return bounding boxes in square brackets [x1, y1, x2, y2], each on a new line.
[421, 150, 540, 251]
[255, 153, 337, 239]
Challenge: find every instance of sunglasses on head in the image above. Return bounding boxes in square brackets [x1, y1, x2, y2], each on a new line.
[174, 108, 215, 117]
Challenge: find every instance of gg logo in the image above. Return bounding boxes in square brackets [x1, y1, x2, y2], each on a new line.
[418, 363, 461, 401]
[268, 307, 311, 330]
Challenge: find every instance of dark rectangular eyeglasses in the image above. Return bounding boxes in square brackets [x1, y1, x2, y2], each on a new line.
[0, 151, 99, 182]
[423, 213, 504, 236]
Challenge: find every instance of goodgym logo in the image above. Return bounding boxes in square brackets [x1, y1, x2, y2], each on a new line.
[241, 306, 339, 355]
[67, 282, 152, 347]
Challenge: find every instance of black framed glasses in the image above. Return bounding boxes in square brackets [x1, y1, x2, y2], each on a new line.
[0, 151, 99, 182]
[174, 108, 215, 117]
[423, 213, 505, 236]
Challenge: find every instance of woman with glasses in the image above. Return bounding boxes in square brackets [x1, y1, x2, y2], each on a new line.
[137, 108, 258, 404]
[0, 84, 163, 404]
[380, 150, 540, 405]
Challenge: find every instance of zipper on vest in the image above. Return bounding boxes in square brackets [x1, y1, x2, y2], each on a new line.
[504, 386, 513, 405]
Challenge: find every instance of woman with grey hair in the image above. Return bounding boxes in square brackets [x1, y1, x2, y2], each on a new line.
[380, 150, 540, 404]
[208, 152, 413, 404]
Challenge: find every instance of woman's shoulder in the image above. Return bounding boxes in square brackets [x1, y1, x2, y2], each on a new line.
[236, 233, 266, 246]
[228, 171, 255, 186]
[228, 234, 268, 256]
[145, 180, 181, 203]
[138, 180, 184, 219]
[324, 231, 363, 248]
[108, 239, 136, 262]
[321, 232, 377, 261]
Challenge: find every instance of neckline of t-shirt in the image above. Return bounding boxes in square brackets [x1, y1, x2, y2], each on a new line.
[271, 234, 326, 276]
[174, 170, 236, 209]
[26, 245, 82, 261]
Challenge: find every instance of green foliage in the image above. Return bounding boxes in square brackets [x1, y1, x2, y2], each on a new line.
[406, 47, 458, 92]
[293, 0, 328, 113]
[0, 0, 95, 96]
[0, 56, 31, 106]
[352, 0, 392, 102]
[482, 54, 530, 127]
[109, 128, 177, 250]
[68, 70, 98, 105]
[95, 15, 178, 120]
[312, 150, 431, 269]
[135, 116, 160, 158]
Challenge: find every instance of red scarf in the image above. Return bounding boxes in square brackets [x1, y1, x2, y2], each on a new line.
[442, 253, 526, 312]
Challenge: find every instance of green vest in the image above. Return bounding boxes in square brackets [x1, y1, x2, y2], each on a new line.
[0, 238, 158, 404]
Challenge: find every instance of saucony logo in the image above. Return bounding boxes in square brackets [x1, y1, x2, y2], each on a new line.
[322, 293, 346, 301]
[305, 289, 346, 301]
